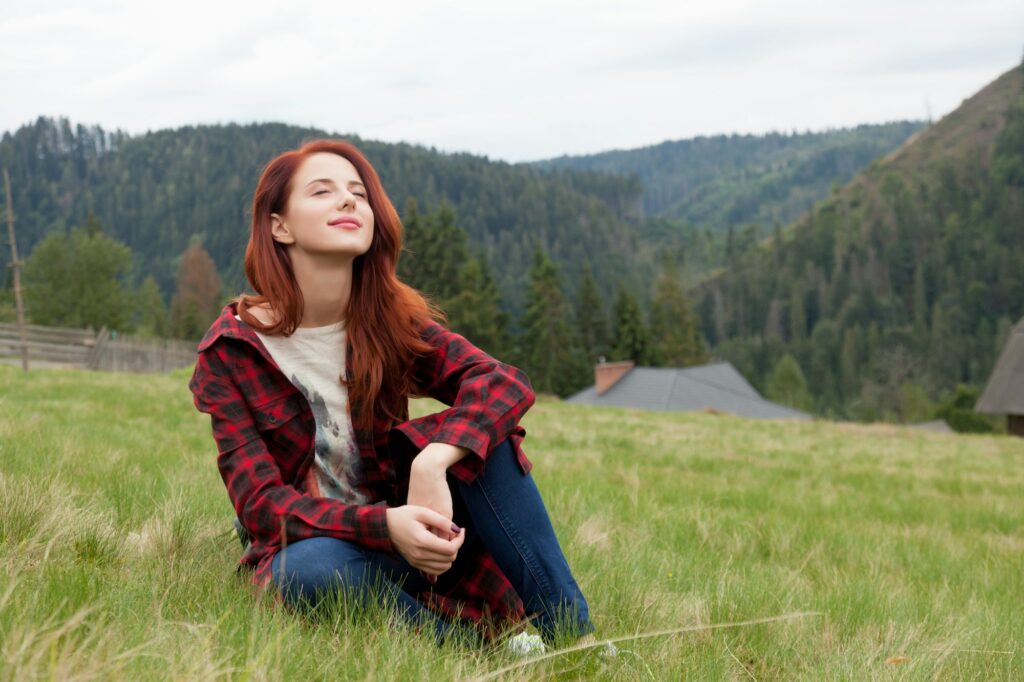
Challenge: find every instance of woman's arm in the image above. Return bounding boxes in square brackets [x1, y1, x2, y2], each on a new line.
[406, 319, 536, 484]
[191, 343, 464, 576]
[190, 345, 395, 553]
[401, 320, 536, 539]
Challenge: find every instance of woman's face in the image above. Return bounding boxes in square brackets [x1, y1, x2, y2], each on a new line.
[270, 152, 375, 260]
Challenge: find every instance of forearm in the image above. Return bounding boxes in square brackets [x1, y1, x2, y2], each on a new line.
[413, 442, 471, 472]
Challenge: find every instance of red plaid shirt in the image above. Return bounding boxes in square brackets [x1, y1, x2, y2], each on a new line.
[188, 301, 536, 631]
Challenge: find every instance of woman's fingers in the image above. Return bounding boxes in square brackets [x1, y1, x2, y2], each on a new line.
[385, 504, 465, 575]
[411, 506, 458, 536]
[411, 526, 457, 556]
[417, 560, 453, 575]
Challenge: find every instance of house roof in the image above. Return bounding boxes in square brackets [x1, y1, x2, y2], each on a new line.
[976, 317, 1024, 414]
[910, 419, 954, 433]
[566, 361, 812, 420]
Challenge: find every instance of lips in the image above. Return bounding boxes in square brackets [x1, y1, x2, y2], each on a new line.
[328, 216, 361, 228]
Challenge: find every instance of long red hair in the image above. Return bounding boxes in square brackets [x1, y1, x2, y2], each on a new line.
[235, 139, 443, 427]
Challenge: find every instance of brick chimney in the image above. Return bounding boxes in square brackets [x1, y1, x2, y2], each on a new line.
[595, 360, 634, 396]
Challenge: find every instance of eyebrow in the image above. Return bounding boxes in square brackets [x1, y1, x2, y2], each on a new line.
[305, 178, 366, 188]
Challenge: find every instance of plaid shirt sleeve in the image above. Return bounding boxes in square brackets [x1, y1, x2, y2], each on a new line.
[190, 343, 393, 555]
[406, 319, 536, 483]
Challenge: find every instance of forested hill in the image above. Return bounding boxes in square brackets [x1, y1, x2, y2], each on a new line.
[696, 64, 1024, 421]
[0, 116, 922, 314]
[533, 122, 923, 231]
[0, 121, 650, 311]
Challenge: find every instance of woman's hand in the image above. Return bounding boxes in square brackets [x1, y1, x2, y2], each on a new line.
[408, 453, 455, 539]
[385, 505, 465, 576]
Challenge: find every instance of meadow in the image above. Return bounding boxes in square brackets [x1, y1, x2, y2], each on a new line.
[0, 364, 1021, 680]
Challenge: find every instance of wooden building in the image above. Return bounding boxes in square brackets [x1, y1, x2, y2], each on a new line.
[976, 317, 1024, 437]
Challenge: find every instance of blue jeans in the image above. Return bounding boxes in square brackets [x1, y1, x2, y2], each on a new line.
[270, 436, 593, 644]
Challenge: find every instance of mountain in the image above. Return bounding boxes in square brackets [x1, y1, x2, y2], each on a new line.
[532, 122, 923, 231]
[0, 120, 650, 312]
[694, 65, 1024, 420]
[0, 115, 924, 318]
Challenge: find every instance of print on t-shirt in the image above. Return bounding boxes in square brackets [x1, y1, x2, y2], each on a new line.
[291, 373, 369, 506]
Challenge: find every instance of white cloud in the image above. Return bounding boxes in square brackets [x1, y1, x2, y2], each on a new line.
[1, 0, 1021, 161]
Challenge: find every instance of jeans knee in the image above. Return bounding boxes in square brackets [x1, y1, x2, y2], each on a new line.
[273, 539, 372, 607]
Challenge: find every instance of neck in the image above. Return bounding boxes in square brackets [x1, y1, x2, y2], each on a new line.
[290, 250, 354, 328]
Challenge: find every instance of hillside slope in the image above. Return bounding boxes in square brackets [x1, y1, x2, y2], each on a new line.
[1, 118, 921, 315]
[0, 120, 649, 310]
[695, 65, 1024, 418]
[533, 122, 922, 230]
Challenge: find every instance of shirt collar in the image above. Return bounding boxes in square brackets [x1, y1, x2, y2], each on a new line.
[197, 300, 286, 375]
[197, 300, 251, 352]
[197, 301, 353, 382]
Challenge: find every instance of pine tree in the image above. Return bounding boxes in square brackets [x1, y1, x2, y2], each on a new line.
[765, 353, 813, 411]
[610, 284, 649, 364]
[574, 262, 609, 363]
[648, 256, 708, 367]
[912, 264, 928, 334]
[444, 255, 507, 359]
[789, 287, 806, 341]
[840, 326, 861, 400]
[396, 197, 422, 287]
[400, 199, 469, 303]
[520, 247, 588, 396]
[134, 275, 171, 338]
[170, 240, 223, 340]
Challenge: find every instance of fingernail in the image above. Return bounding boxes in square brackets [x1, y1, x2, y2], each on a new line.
[451, 523, 462, 533]
[428, 574, 437, 585]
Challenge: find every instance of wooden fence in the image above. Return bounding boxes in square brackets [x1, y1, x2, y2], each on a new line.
[0, 323, 197, 373]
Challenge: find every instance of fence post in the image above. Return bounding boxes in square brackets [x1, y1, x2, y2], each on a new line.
[87, 327, 110, 370]
[3, 168, 29, 372]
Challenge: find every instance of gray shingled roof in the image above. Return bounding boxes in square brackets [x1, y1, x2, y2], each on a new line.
[910, 420, 954, 433]
[566, 362, 812, 420]
[976, 317, 1024, 415]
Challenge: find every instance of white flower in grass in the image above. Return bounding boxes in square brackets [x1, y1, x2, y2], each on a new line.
[506, 632, 546, 657]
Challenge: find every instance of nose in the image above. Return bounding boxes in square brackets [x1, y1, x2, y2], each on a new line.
[337, 190, 356, 210]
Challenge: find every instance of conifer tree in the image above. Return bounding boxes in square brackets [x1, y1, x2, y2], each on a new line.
[912, 264, 928, 334]
[840, 326, 861, 400]
[400, 199, 468, 303]
[574, 262, 609, 363]
[610, 284, 650, 364]
[170, 239, 223, 340]
[766, 353, 813, 411]
[134, 275, 171, 338]
[648, 256, 708, 367]
[789, 287, 806, 341]
[444, 254, 507, 359]
[396, 196, 422, 287]
[520, 247, 588, 396]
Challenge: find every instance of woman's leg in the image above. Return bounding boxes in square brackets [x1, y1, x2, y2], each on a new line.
[270, 536, 462, 642]
[452, 437, 594, 643]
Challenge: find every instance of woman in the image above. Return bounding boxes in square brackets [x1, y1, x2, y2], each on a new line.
[188, 139, 593, 647]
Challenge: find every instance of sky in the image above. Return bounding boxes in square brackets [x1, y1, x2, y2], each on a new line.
[1, 0, 1022, 163]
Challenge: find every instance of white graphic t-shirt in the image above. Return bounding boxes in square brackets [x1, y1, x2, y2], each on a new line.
[237, 314, 369, 505]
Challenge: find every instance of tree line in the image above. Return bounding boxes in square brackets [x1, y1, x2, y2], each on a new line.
[0, 201, 708, 400]
[0, 214, 223, 341]
[693, 65, 1024, 429]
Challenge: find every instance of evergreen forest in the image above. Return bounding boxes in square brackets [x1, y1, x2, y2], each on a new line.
[2, 64, 1021, 429]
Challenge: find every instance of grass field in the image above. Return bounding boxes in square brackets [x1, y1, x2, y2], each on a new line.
[0, 364, 1021, 680]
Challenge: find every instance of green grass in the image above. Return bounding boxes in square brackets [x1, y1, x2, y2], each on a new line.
[1, 364, 1021, 680]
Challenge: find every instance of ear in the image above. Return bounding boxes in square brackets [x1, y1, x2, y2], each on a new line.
[270, 213, 295, 245]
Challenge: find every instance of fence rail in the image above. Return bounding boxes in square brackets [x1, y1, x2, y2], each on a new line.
[0, 323, 197, 373]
